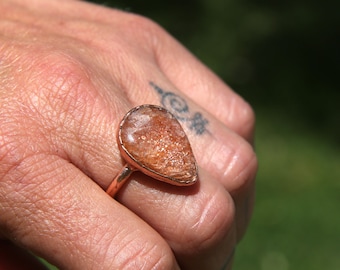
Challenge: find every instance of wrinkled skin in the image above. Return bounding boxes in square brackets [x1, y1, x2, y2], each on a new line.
[0, 0, 257, 269]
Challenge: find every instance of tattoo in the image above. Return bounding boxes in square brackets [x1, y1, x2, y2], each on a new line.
[150, 82, 209, 135]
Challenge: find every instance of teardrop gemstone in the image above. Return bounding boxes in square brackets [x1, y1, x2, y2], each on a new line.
[118, 105, 198, 186]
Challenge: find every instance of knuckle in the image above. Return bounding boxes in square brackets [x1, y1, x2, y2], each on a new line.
[240, 100, 256, 132]
[223, 141, 258, 194]
[201, 134, 257, 194]
[226, 95, 255, 141]
[0, 43, 92, 184]
[0, 41, 101, 148]
[229, 96, 256, 139]
[180, 189, 235, 252]
[108, 238, 175, 270]
[2, 41, 94, 118]
[119, 12, 169, 50]
[218, 140, 258, 194]
[26, 52, 91, 117]
[120, 249, 174, 270]
[124, 12, 163, 36]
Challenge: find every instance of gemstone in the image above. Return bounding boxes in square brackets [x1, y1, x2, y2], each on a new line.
[118, 105, 198, 186]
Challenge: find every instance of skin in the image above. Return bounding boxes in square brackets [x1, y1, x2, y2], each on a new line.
[0, 0, 258, 269]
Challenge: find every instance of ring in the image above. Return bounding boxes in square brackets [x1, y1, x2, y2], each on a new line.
[106, 104, 198, 197]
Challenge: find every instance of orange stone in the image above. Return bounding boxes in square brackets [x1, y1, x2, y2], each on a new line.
[118, 105, 198, 186]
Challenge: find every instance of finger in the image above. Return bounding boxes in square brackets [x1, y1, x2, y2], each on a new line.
[67, 13, 258, 242]
[20, 1, 255, 143]
[117, 169, 237, 269]
[151, 81, 257, 242]
[0, 240, 48, 270]
[152, 31, 255, 142]
[74, 70, 253, 264]
[0, 155, 179, 269]
[109, 78, 257, 242]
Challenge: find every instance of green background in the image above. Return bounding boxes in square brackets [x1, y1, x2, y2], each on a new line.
[53, 0, 340, 269]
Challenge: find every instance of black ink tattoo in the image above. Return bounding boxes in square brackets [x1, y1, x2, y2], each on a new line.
[150, 82, 209, 135]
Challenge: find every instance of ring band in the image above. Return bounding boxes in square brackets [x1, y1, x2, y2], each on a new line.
[106, 164, 134, 197]
[106, 104, 198, 197]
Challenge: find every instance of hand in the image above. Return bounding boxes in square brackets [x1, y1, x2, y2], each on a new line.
[0, 0, 257, 269]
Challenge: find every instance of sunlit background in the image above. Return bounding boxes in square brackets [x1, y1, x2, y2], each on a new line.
[54, 1, 340, 269]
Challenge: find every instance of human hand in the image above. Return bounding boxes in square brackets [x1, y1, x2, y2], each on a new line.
[0, 0, 257, 269]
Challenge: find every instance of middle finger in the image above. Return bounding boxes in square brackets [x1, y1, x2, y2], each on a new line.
[116, 77, 257, 242]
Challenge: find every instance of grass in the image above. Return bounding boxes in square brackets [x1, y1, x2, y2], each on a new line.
[234, 111, 340, 270]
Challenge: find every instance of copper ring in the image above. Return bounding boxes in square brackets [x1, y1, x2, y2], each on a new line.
[106, 104, 198, 197]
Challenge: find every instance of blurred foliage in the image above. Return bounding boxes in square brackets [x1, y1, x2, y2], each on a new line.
[91, 0, 339, 142]
[83, 1, 339, 269]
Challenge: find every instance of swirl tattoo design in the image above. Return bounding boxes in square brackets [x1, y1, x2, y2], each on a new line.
[150, 82, 209, 135]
